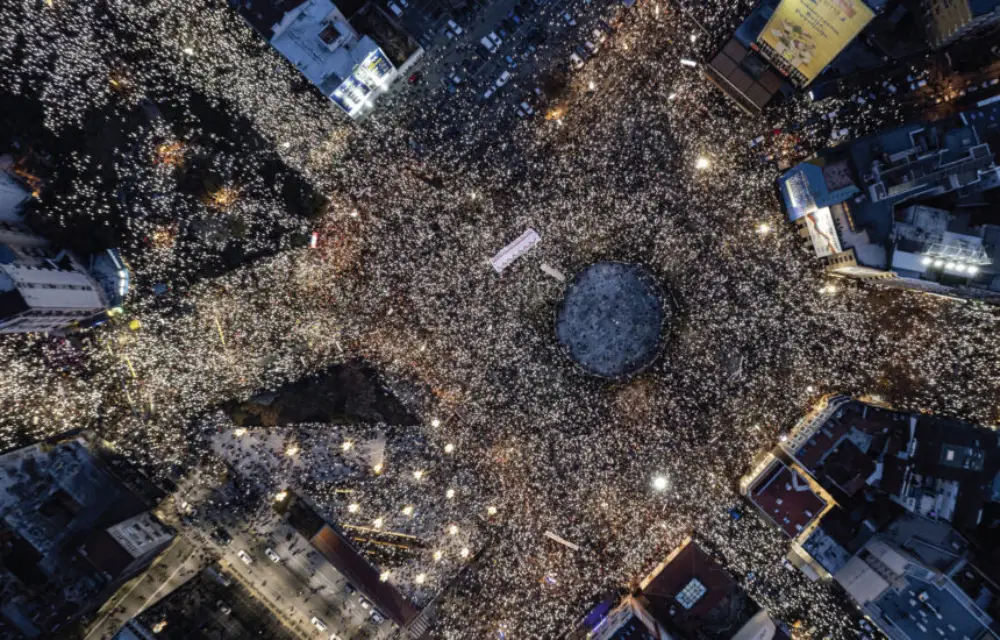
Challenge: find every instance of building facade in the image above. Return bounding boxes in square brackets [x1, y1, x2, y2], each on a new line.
[236, 0, 422, 118]
[924, 0, 1000, 48]
[0, 434, 173, 638]
[778, 102, 1000, 300]
[0, 173, 128, 334]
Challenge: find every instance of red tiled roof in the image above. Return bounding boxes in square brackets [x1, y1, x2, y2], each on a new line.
[749, 462, 826, 538]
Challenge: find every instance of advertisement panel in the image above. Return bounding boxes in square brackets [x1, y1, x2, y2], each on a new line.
[331, 75, 372, 116]
[757, 0, 874, 87]
[354, 48, 395, 89]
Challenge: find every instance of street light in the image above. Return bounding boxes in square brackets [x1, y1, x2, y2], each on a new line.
[444, 443, 455, 454]
[652, 475, 668, 491]
[695, 156, 710, 170]
[348, 502, 360, 513]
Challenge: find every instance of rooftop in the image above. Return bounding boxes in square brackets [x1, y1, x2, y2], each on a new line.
[640, 539, 764, 640]
[747, 460, 827, 539]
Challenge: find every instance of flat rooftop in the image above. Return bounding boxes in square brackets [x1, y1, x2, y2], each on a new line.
[875, 575, 997, 640]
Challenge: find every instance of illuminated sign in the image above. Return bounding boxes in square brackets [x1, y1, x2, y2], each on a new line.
[354, 48, 395, 89]
[331, 47, 396, 116]
[331, 74, 372, 116]
[757, 0, 874, 87]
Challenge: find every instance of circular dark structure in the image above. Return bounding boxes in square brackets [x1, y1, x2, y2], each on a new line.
[556, 262, 666, 379]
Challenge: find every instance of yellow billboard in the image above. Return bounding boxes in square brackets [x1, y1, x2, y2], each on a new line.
[757, 0, 874, 87]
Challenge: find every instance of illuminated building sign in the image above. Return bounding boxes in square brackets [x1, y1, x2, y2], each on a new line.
[757, 0, 874, 87]
[330, 47, 396, 116]
[354, 48, 394, 89]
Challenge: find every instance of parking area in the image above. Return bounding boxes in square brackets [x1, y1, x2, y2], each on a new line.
[387, 0, 626, 121]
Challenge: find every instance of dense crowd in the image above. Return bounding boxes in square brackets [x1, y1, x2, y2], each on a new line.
[2, 0, 1000, 637]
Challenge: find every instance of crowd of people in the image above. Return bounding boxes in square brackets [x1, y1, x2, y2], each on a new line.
[2, 0, 1000, 637]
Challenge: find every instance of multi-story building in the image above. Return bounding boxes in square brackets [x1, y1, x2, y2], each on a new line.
[568, 538, 787, 640]
[235, 0, 422, 118]
[924, 0, 1000, 48]
[0, 171, 129, 334]
[742, 398, 1000, 640]
[778, 102, 1000, 300]
[0, 432, 173, 638]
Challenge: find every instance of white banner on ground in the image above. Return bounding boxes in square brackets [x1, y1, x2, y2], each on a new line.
[491, 228, 540, 274]
[543, 530, 581, 551]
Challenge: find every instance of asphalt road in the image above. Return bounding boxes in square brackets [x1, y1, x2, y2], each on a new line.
[84, 537, 205, 640]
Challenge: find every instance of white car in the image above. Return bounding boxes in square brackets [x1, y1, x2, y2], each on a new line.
[447, 19, 463, 35]
[480, 35, 499, 53]
[584, 40, 597, 54]
[237, 549, 253, 565]
[496, 71, 511, 87]
[520, 101, 534, 115]
[311, 617, 328, 632]
[265, 548, 280, 563]
[592, 28, 606, 43]
[570, 52, 584, 69]
[388, 1, 403, 16]
[483, 87, 495, 99]
[488, 32, 502, 47]
[562, 12, 576, 25]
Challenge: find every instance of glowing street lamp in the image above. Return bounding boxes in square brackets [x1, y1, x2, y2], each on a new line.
[348, 502, 360, 514]
[444, 443, 455, 454]
[695, 156, 710, 170]
[652, 475, 668, 491]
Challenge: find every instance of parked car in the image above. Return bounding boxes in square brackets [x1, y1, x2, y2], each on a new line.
[265, 548, 281, 562]
[217, 601, 232, 616]
[371, 610, 386, 624]
[311, 617, 328, 632]
[520, 101, 534, 115]
[569, 52, 584, 69]
[407, 72, 421, 84]
[483, 87, 495, 99]
[574, 44, 590, 60]
[584, 40, 597, 54]
[359, 596, 373, 611]
[562, 11, 576, 25]
[505, 55, 518, 68]
[237, 549, 253, 565]
[447, 19, 463, 34]
[388, 1, 403, 17]
[496, 71, 512, 87]
[480, 35, 499, 53]
[488, 32, 503, 47]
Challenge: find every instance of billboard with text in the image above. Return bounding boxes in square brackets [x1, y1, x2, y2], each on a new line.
[757, 0, 874, 87]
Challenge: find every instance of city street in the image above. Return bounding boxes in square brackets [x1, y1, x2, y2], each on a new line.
[84, 538, 205, 640]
